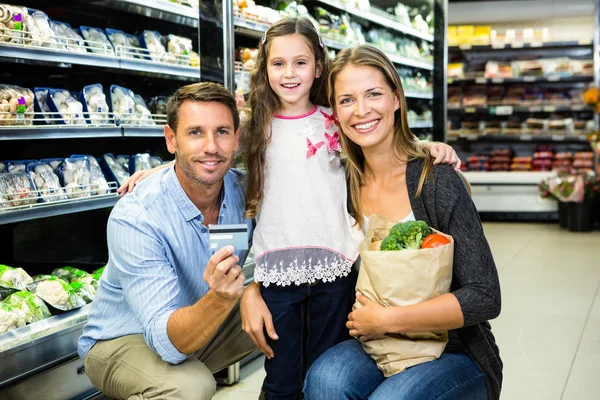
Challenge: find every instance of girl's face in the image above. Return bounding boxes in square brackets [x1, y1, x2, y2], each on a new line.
[333, 64, 400, 152]
[267, 34, 321, 115]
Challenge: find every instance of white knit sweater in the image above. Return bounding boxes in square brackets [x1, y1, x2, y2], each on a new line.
[253, 105, 364, 287]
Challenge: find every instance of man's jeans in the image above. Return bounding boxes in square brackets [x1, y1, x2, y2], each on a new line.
[304, 339, 487, 400]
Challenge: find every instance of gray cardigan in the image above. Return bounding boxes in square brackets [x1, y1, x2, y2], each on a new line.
[406, 158, 503, 400]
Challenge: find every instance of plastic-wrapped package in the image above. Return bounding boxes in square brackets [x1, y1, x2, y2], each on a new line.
[3, 291, 51, 323]
[26, 161, 67, 203]
[6, 159, 36, 174]
[0, 303, 27, 333]
[0, 4, 27, 45]
[0, 265, 33, 300]
[116, 155, 130, 172]
[49, 20, 86, 54]
[52, 266, 89, 282]
[167, 34, 193, 65]
[0, 84, 34, 126]
[69, 280, 95, 304]
[109, 85, 135, 124]
[129, 153, 153, 174]
[24, 9, 55, 48]
[106, 28, 144, 59]
[0, 172, 38, 209]
[39, 157, 64, 172]
[79, 84, 110, 125]
[150, 156, 164, 168]
[28, 275, 86, 312]
[56, 156, 92, 199]
[133, 95, 155, 125]
[33, 87, 54, 124]
[0, 162, 5, 173]
[100, 153, 130, 187]
[148, 96, 168, 115]
[47, 89, 86, 125]
[80, 25, 114, 56]
[69, 155, 109, 195]
[93, 266, 105, 276]
[141, 30, 168, 63]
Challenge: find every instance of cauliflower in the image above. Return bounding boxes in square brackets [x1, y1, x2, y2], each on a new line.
[4, 291, 51, 323]
[0, 303, 26, 334]
[35, 279, 72, 310]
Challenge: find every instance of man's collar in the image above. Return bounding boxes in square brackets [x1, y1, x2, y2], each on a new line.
[164, 165, 231, 222]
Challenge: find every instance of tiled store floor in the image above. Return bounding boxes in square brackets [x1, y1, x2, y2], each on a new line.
[215, 223, 600, 400]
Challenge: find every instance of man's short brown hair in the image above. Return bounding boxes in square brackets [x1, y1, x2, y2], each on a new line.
[166, 82, 240, 134]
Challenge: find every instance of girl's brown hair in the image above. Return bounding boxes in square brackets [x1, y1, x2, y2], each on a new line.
[243, 17, 330, 218]
[327, 45, 433, 229]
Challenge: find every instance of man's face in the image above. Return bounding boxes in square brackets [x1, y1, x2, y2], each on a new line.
[166, 100, 239, 187]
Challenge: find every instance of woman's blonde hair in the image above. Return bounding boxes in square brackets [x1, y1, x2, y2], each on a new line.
[327, 45, 433, 228]
[243, 17, 330, 218]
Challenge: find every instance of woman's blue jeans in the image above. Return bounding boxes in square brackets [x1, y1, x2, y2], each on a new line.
[303, 339, 487, 400]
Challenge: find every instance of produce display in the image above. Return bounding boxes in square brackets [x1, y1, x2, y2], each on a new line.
[167, 34, 193, 64]
[47, 89, 86, 125]
[80, 84, 111, 125]
[26, 161, 67, 202]
[109, 85, 135, 123]
[3, 291, 51, 323]
[55, 156, 92, 199]
[49, 21, 86, 54]
[80, 25, 114, 56]
[133, 95, 154, 125]
[106, 28, 142, 59]
[0, 84, 34, 126]
[100, 153, 130, 187]
[87, 156, 110, 196]
[141, 30, 169, 63]
[449, 25, 552, 47]
[29, 275, 86, 312]
[0, 303, 26, 334]
[0, 172, 38, 208]
[0, 265, 33, 300]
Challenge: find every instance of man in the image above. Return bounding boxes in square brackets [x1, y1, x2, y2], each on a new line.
[78, 82, 255, 400]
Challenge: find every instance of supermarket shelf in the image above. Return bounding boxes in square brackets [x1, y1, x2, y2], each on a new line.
[447, 134, 590, 143]
[315, 0, 434, 42]
[405, 91, 434, 99]
[409, 120, 433, 129]
[449, 40, 593, 52]
[0, 43, 119, 69]
[463, 171, 556, 185]
[447, 75, 594, 85]
[119, 58, 200, 79]
[387, 53, 433, 70]
[447, 104, 593, 115]
[122, 126, 165, 137]
[0, 195, 120, 225]
[0, 44, 199, 80]
[0, 126, 122, 141]
[97, 0, 202, 27]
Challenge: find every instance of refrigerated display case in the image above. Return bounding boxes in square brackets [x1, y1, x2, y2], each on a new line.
[0, 0, 447, 398]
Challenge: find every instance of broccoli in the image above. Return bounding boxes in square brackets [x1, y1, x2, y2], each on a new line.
[388, 223, 404, 240]
[380, 236, 403, 251]
[396, 221, 431, 250]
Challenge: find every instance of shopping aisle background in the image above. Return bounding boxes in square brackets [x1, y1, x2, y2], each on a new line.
[214, 222, 600, 400]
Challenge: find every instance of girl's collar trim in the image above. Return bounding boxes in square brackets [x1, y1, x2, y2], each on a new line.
[273, 105, 318, 120]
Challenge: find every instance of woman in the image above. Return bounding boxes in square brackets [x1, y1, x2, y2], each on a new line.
[302, 45, 502, 400]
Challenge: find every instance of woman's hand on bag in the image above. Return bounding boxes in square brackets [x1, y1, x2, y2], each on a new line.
[347, 292, 390, 342]
[429, 142, 461, 171]
[241, 282, 278, 359]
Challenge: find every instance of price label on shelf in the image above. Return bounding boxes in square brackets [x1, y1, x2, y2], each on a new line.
[475, 77, 487, 84]
[29, 319, 51, 332]
[571, 105, 585, 111]
[520, 134, 533, 141]
[542, 106, 556, 112]
[447, 78, 454, 84]
[529, 106, 542, 112]
[578, 39, 592, 45]
[511, 42, 525, 48]
[530, 41, 544, 48]
[465, 107, 477, 113]
[459, 44, 472, 50]
[491, 78, 504, 84]
[466, 134, 479, 140]
[547, 76, 560, 82]
[523, 77, 537, 82]
[491, 43, 506, 49]
[552, 135, 566, 141]
[494, 106, 514, 115]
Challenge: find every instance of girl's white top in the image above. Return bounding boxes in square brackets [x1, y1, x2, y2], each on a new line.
[253, 105, 364, 287]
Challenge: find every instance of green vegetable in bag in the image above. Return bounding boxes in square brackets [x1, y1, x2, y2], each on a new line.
[52, 266, 90, 283]
[93, 266, 105, 276]
[29, 275, 86, 311]
[69, 281, 95, 304]
[0, 264, 33, 300]
[3, 291, 51, 323]
[0, 302, 27, 334]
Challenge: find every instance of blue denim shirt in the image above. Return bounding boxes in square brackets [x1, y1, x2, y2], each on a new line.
[78, 165, 252, 364]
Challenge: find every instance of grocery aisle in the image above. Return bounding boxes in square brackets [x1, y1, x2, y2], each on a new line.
[214, 222, 600, 400]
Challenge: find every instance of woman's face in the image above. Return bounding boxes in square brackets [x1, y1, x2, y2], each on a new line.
[333, 64, 400, 152]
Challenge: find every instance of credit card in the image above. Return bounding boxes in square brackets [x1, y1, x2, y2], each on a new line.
[208, 224, 249, 251]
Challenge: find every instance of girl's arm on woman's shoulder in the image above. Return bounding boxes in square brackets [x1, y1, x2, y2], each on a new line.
[417, 139, 462, 170]
[117, 160, 175, 196]
[433, 165, 501, 326]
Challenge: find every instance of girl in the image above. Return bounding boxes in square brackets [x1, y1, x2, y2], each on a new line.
[302, 45, 502, 400]
[239, 18, 461, 400]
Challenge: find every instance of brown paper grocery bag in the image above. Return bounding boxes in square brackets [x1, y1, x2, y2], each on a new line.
[354, 214, 454, 377]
